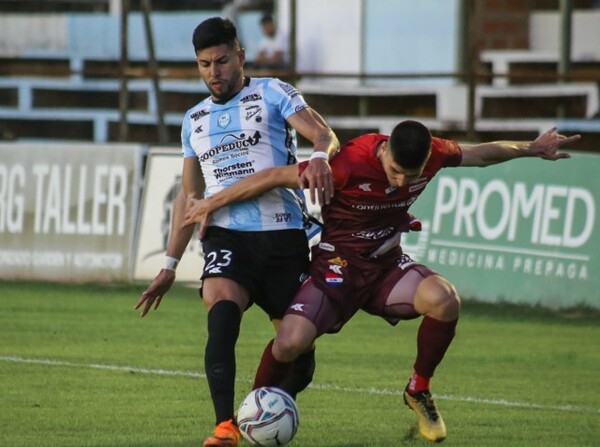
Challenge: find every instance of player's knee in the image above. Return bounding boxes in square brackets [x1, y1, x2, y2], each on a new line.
[273, 333, 308, 363]
[416, 276, 461, 320]
[439, 286, 461, 318]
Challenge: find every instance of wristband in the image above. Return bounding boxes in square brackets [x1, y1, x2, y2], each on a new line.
[309, 151, 329, 161]
[164, 256, 180, 271]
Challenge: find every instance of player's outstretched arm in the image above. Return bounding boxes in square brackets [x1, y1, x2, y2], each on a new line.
[135, 158, 205, 317]
[460, 127, 580, 167]
[181, 164, 300, 229]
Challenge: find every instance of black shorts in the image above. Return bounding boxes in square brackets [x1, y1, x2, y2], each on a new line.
[201, 226, 310, 319]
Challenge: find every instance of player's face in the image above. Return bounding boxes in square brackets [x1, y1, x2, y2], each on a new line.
[196, 44, 245, 101]
[263, 22, 276, 37]
[380, 142, 427, 188]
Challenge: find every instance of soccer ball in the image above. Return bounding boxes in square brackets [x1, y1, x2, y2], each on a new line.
[237, 387, 299, 446]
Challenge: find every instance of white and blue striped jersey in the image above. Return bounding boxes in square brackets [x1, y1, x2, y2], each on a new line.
[181, 77, 310, 231]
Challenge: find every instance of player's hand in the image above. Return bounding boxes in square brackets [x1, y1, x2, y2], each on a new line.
[134, 269, 176, 317]
[529, 127, 580, 160]
[299, 157, 334, 206]
[181, 197, 211, 238]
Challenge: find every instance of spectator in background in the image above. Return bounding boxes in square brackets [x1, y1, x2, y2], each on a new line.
[252, 13, 289, 70]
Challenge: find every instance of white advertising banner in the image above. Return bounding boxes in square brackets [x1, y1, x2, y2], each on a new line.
[0, 143, 143, 282]
[133, 148, 204, 283]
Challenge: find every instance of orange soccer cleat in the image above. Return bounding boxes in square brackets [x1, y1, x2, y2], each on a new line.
[202, 419, 241, 447]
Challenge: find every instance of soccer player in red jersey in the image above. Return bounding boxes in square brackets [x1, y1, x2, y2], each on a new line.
[182, 120, 579, 442]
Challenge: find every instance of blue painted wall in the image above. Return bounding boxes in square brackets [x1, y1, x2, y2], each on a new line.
[364, 0, 458, 74]
[66, 2, 458, 74]
[68, 12, 262, 61]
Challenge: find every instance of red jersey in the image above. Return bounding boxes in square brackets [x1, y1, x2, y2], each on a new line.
[305, 133, 462, 257]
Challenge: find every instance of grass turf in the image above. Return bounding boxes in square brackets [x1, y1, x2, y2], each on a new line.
[0, 280, 598, 446]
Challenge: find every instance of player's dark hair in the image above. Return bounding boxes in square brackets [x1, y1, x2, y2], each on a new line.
[193, 17, 240, 53]
[388, 120, 432, 169]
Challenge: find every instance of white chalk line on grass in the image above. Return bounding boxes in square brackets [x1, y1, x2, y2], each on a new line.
[2, 355, 598, 415]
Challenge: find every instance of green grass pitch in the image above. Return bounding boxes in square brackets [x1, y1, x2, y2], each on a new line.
[0, 280, 598, 446]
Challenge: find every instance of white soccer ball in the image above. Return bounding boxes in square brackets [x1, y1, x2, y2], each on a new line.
[237, 387, 299, 447]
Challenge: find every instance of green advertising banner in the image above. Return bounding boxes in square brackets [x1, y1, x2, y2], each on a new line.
[402, 152, 599, 309]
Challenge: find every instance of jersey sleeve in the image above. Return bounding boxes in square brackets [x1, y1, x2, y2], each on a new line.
[181, 111, 195, 157]
[434, 137, 463, 167]
[264, 78, 309, 120]
[328, 134, 382, 189]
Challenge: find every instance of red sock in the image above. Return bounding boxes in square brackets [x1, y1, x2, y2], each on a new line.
[253, 339, 292, 390]
[413, 316, 458, 382]
[407, 371, 430, 394]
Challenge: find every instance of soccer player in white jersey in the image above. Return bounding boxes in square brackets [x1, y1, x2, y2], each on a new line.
[134, 17, 339, 447]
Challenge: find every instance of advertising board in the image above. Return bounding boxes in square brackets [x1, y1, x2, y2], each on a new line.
[0, 143, 143, 282]
[403, 153, 598, 309]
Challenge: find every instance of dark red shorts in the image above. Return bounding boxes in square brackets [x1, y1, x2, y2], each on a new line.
[285, 244, 436, 335]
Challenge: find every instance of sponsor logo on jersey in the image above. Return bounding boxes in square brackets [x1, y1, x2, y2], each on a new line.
[218, 113, 231, 128]
[318, 242, 335, 252]
[194, 125, 203, 134]
[245, 105, 262, 121]
[274, 212, 292, 223]
[398, 254, 416, 270]
[328, 264, 343, 275]
[325, 272, 343, 286]
[240, 93, 262, 103]
[327, 256, 348, 267]
[190, 109, 209, 121]
[358, 183, 372, 191]
[278, 82, 299, 98]
[214, 161, 255, 181]
[294, 104, 308, 113]
[290, 303, 305, 312]
[385, 186, 397, 194]
[351, 198, 414, 211]
[409, 178, 428, 193]
[352, 226, 395, 240]
[199, 131, 262, 162]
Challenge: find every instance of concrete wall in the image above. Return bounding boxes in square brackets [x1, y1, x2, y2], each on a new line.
[1, 2, 598, 70]
[0, 14, 68, 56]
[0, 1, 459, 76]
[530, 10, 600, 59]
[472, 0, 596, 51]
